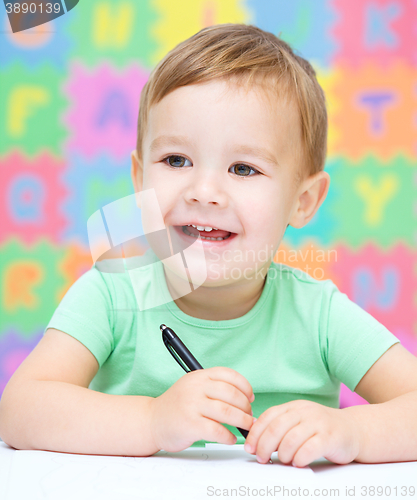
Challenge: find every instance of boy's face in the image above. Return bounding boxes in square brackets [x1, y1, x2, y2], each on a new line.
[132, 78, 327, 286]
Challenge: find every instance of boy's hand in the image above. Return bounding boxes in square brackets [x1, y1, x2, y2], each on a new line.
[149, 367, 255, 453]
[244, 400, 361, 467]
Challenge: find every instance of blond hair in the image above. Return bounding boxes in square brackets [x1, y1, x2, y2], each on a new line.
[136, 23, 327, 180]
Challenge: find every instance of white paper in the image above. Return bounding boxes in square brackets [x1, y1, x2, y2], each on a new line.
[5, 446, 314, 500]
[3, 443, 416, 500]
[0, 442, 15, 500]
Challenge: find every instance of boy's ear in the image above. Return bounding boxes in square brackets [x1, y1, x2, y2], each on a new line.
[130, 149, 143, 194]
[288, 171, 330, 229]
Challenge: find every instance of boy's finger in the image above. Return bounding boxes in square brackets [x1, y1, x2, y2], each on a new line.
[254, 416, 306, 464]
[273, 422, 316, 465]
[206, 366, 254, 404]
[202, 399, 255, 432]
[244, 408, 300, 456]
[244, 404, 289, 447]
[292, 434, 325, 468]
[205, 380, 253, 415]
[202, 418, 238, 446]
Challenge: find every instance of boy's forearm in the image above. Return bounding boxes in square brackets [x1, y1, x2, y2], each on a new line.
[0, 380, 160, 457]
[343, 390, 417, 463]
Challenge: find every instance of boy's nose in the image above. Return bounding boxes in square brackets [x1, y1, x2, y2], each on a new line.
[184, 174, 228, 207]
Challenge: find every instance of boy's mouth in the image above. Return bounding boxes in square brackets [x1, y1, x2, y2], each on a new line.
[175, 225, 234, 241]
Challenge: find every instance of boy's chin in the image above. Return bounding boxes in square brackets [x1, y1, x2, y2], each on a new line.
[163, 262, 251, 287]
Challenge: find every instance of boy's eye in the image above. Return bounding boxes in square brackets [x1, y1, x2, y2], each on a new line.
[230, 164, 258, 177]
[162, 155, 259, 177]
[163, 155, 191, 168]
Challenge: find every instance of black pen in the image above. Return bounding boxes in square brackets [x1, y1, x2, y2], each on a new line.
[160, 324, 249, 440]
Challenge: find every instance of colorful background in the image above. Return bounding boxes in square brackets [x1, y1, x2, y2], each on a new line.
[1, 0, 416, 408]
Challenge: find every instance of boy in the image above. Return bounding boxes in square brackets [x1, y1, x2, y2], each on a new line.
[1, 23, 417, 468]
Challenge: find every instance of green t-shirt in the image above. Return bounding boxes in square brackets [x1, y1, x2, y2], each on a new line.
[45, 249, 400, 445]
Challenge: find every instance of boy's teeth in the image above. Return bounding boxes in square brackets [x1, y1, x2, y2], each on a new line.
[190, 224, 218, 232]
[183, 225, 230, 240]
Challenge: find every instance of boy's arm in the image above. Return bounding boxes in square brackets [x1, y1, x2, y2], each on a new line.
[0, 329, 160, 456]
[245, 343, 417, 466]
[343, 342, 417, 463]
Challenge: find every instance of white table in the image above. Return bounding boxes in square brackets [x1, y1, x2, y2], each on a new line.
[1, 441, 416, 499]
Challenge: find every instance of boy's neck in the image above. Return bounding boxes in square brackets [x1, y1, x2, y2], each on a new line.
[163, 264, 269, 321]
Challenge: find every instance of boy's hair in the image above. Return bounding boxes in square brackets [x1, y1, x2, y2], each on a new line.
[136, 23, 327, 182]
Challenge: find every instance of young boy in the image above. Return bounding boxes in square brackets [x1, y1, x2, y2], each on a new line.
[1, 23, 417, 468]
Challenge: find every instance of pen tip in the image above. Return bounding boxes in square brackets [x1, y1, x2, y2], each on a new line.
[160, 324, 166, 330]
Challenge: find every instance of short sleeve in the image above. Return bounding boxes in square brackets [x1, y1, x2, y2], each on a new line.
[320, 280, 400, 392]
[44, 266, 115, 367]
